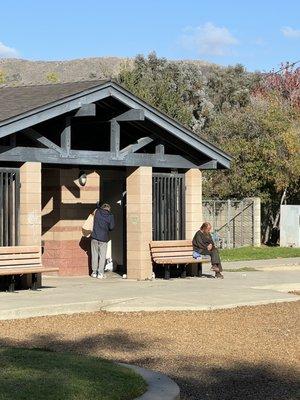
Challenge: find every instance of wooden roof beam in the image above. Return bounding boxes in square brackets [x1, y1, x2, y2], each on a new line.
[24, 128, 62, 154]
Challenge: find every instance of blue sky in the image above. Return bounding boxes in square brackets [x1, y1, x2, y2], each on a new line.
[1, 0, 300, 71]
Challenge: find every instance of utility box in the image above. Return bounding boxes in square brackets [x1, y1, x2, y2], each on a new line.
[280, 205, 300, 247]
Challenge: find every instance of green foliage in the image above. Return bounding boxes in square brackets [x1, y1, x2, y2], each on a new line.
[202, 95, 300, 240]
[0, 70, 6, 84]
[118, 52, 203, 127]
[46, 72, 59, 83]
[205, 64, 260, 112]
[118, 53, 261, 131]
[202, 95, 300, 203]
[118, 53, 299, 241]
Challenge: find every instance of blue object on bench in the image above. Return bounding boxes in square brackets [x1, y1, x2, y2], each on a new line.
[193, 250, 202, 259]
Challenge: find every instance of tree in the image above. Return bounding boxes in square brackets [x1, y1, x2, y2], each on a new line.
[46, 72, 59, 83]
[205, 64, 260, 112]
[257, 62, 300, 109]
[117, 54, 299, 243]
[202, 95, 300, 242]
[118, 52, 207, 128]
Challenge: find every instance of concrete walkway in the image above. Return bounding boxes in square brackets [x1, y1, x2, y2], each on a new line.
[0, 258, 299, 320]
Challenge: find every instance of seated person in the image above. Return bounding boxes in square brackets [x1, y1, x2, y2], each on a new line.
[192, 222, 224, 279]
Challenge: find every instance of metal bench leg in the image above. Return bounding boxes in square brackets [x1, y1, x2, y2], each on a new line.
[8, 275, 15, 292]
[198, 263, 203, 277]
[31, 273, 38, 290]
[180, 264, 187, 278]
[165, 265, 170, 280]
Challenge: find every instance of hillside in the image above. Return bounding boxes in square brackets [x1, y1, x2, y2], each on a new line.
[0, 57, 213, 86]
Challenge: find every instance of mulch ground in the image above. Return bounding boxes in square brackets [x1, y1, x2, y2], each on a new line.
[0, 301, 299, 400]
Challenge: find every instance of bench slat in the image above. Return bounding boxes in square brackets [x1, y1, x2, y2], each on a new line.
[151, 246, 193, 253]
[0, 253, 40, 261]
[0, 266, 58, 276]
[150, 240, 191, 248]
[154, 257, 210, 264]
[150, 240, 211, 267]
[150, 245, 193, 251]
[0, 246, 40, 254]
[0, 258, 41, 266]
[152, 251, 193, 258]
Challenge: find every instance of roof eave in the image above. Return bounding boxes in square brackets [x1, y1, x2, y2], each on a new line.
[0, 80, 232, 169]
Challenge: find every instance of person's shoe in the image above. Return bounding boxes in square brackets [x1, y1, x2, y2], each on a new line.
[97, 273, 106, 279]
[215, 272, 224, 279]
[91, 272, 97, 278]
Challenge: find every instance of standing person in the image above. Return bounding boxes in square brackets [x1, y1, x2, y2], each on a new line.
[91, 203, 115, 279]
[192, 222, 224, 279]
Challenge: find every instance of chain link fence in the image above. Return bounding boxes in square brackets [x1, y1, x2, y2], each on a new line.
[202, 198, 261, 248]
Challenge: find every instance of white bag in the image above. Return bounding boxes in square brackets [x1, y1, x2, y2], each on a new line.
[104, 258, 114, 272]
[82, 213, 94, 237]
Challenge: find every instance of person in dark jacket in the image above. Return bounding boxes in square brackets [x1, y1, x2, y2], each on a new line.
[192, 222, 224, 279]
[91, 203, 115, 279]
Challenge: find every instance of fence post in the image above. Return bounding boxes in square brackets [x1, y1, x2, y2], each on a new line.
[252, 197, 261, 247]
[240, 200, 244, 247]
[227, 199, 231, 248]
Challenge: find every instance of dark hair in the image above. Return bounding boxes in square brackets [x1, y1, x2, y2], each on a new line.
[200, 222, 211, 231]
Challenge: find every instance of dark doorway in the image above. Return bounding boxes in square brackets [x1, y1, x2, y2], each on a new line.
[100, 170, 126, 274]
[0, 168, 20, 246]
[152, 173, 185, 241]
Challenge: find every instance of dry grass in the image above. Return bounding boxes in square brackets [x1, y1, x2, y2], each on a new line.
[0, 302, 299, 400]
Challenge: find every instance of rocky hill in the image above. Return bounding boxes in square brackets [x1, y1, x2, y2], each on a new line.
[0, 57, 213, 86]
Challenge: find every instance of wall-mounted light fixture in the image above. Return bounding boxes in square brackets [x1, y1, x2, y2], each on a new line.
[78, 171, 87, 187]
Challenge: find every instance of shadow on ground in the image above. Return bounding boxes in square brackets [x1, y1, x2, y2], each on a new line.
[0, 330, 299, 400]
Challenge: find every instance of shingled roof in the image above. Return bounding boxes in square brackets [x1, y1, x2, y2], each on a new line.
[0, 80, 108, 122]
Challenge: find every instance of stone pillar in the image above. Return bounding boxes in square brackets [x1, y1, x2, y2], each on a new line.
[20, 162, 41, 246]
[185, 169, 202, 240]
[126, 167, 152, 280]
[19, 162, 42, 287]
[253, 197, 261, 247]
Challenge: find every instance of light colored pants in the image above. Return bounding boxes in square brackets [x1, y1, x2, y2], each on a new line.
[91, 239, 108, 275]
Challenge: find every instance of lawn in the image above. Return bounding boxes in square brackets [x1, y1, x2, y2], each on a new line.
[220, 245, 300, 262]
[0, 348, 146, 400]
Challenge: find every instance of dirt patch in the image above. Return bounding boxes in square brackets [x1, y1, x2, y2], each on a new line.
[0, 302, 299, 400]
[223, 267, 258, 272]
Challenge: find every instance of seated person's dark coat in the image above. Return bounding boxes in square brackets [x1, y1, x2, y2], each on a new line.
[192, 230, 222, 267]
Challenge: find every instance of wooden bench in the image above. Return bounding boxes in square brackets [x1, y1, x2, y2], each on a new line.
[0, 246, 59, 292]
[150, 240, 210, 279]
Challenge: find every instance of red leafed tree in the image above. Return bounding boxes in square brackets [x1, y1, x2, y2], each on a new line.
[258, 62, 300, 108]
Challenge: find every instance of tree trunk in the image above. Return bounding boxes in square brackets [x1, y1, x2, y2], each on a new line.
[273, 188, 287, 228]
[264, 224, 270, 244]
[262, 209, 274, 244]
